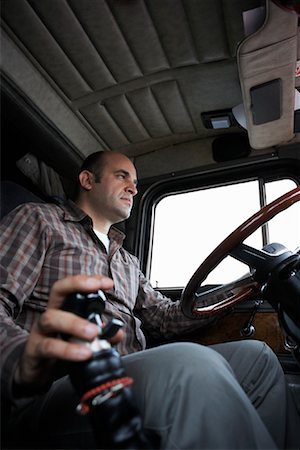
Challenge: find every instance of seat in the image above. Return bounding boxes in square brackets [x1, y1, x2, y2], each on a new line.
[0, 180, 44, 220]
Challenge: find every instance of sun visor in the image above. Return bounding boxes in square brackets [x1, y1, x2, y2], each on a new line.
[236, 0, 298, 149]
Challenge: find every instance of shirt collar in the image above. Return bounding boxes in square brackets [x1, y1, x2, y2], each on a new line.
[60, 200, 125, 245]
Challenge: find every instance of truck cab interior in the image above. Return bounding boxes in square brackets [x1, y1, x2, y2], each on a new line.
[1, 0, 300, 447]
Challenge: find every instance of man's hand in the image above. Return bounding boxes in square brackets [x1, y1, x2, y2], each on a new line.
[13, 275, 123, 395]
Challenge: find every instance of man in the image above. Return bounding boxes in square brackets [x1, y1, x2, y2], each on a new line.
[0, 151, 299, 449]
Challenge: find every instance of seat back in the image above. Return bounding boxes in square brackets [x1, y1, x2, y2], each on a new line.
[0, 180, 44, 220]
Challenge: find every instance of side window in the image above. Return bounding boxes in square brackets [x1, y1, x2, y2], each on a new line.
[149, 179, 299, 288]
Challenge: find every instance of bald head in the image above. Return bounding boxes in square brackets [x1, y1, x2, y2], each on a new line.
[79, 151, 113, 182]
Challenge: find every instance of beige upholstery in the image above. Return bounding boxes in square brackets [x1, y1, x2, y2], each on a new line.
[237, 0, 298, 149]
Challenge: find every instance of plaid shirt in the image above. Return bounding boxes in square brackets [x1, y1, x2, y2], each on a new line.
[0, 200, 208, 400]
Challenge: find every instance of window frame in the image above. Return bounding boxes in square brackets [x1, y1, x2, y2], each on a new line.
[133, 156, 300, 285]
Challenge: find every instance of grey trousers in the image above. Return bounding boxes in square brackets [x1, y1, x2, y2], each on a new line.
[7, 340, 300, 449]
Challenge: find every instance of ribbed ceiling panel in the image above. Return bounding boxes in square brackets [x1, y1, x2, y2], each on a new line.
[151, 81, 195, 134]
[68, 0, 143, 83]
[79, 80, 195, 150]
[28, 0, 116, 90]
[2, 0, 254, 102]
[80, 103, 130, 149]
[1, 0, 265, 156]
[106, 0, 170, 75]
[103, 95, 150, 143]
[126, 86, 171, 137]
[145, 0, 199, 67]
[2, 0, 93, 99]
[183, 0, 230, 62]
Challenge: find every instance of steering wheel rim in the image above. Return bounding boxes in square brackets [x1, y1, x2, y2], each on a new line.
[181, 186, 300, 318]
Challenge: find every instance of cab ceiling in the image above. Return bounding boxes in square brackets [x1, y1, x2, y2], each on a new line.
[1, 0, 264, 179]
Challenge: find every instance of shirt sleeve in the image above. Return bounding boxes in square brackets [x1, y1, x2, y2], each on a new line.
[0, 204, 50, 402]
[134, 270, 215, 339]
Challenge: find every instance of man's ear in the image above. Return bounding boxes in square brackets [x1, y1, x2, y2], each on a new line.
[79, 170, 94, 191]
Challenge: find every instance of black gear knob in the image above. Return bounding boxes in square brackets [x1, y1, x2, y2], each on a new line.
[62, 290, 154, 449]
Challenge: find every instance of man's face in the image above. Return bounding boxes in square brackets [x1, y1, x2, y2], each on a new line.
[90, 153, 138, 226]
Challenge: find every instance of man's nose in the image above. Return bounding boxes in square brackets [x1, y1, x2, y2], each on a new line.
[126, 181, 138, 196]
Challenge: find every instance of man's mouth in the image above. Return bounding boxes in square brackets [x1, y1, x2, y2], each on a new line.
[120, 197, 132, 207]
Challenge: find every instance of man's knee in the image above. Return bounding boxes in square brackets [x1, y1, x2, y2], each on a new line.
[124, 341, 234, 390]
[160, 342, 232, 374]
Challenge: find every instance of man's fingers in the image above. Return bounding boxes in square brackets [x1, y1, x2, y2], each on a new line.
[28, 275, 123, 366]
[49, 275, 114, 309]
[37, 309, 100, 340]
[16, 275, 122, 388]
[34, 336, 93, 361]
[33, 316, 123, 361]
[38, 310, 124, 344]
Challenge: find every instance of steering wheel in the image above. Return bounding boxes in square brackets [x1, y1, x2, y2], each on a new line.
[181, 186, 300, 318]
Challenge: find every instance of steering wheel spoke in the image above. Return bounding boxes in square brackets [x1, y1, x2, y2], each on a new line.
[230, 243, 270, 267]
[192, 274, 259, 316]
